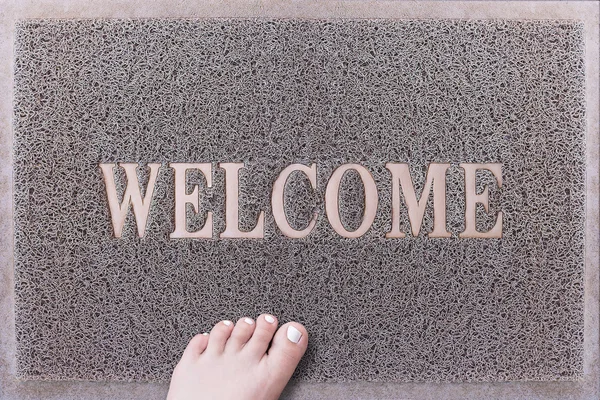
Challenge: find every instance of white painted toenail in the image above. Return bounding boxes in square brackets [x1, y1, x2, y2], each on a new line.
[265, 315, 275, 324]
[287, 326, 302, 343]
[244, 317, 254, 325]
[202, 332, 209, 336]
[223, 320, 232, 326]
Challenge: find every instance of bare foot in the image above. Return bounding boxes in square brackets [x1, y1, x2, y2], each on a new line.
[167, 315, 308, 400]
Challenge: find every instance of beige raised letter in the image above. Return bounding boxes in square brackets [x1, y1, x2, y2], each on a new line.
[460, 163, 503, 238]
[100, 162, 161, 238]
[170, 163, 213, 239]
[325, 164, 378, 238]
[385, 163, 451, 238]
[219, 162, 265, 239]
[272, 163, 318, 238]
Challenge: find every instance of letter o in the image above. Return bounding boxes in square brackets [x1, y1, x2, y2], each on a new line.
[325, 164, 379, 238]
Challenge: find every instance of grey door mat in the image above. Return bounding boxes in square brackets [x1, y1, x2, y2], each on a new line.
[13, 19, 585, 382]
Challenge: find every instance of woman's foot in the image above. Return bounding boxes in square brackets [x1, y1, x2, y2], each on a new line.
[167, 315, 308, 400]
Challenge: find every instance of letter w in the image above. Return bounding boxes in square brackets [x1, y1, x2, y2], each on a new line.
[99, 163, 161, 238]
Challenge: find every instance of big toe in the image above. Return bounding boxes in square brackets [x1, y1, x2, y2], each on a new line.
[266, 322, 308, 392]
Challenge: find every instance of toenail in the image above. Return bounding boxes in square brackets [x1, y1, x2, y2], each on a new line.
[223, 320, 232, 326]
[287, 326, 302, 344]
[244, 317, 254, 325]
[265, 315, 275, 324]
[202, 332, 209, 336]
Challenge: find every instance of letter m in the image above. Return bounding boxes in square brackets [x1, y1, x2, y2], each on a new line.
[386, 163, 451, 238]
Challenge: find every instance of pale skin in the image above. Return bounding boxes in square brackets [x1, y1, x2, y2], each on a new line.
[167, 315, 308, 400]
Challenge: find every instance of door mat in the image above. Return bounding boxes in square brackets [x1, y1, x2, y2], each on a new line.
[13, 19, 585, 382]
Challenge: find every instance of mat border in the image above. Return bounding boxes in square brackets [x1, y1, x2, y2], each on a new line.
[1, 1, 598, 399]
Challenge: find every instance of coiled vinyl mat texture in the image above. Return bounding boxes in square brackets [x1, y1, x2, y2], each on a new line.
[13, 19, 585, 382]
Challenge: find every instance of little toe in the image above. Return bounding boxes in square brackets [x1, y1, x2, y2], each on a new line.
[226, 317, 256, 351]
[206, 320, 234, 354]
[265, 322, 308, 389]
[180, 332, 210, 363]
[245, 314, 278, 358]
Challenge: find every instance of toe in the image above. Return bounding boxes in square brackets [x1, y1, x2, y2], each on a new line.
[180, 332, 210, 363]
[265, 322, 308, 389]
[244, 314, 278, 358]
[206, 320, 234, 354]
[226, 317, 256, 351]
